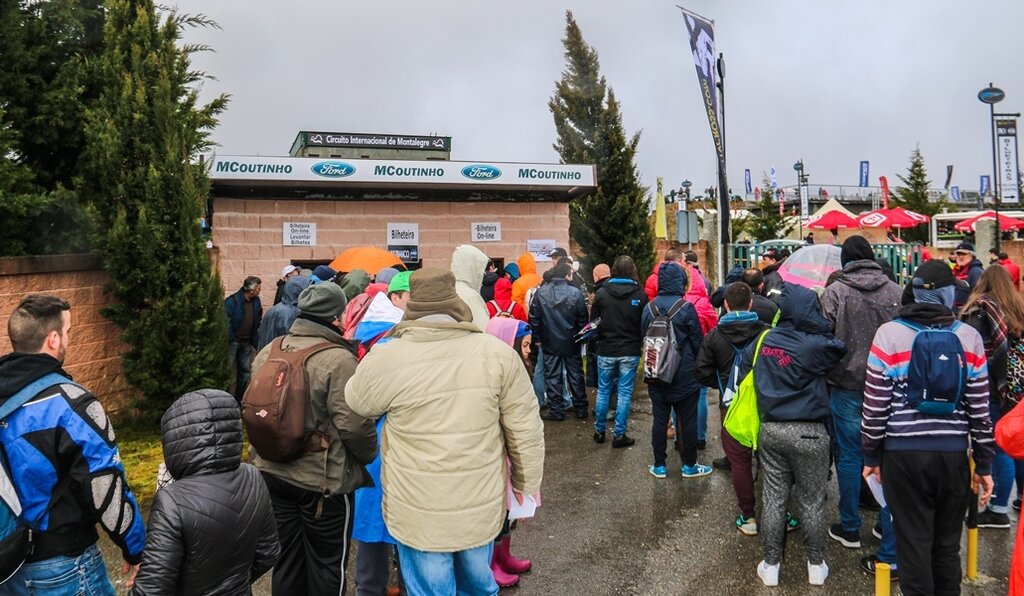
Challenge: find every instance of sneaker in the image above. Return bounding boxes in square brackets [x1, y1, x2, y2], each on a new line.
[713, 456, 731, 470]
[681, 464, 712, 478]
[593, 431, 605, 444]
[697, 439, 707, 450]
[828, 523, 861, 548]
[612, 434, 635, 448]
[649, 465, 668, 479]
[540, 411, 565, 421]
[736, 515, 758, 536]
[786, 512, 800, 532]
[872, 523, 882, 540]
[976, 509, 1012, 529]
[807, 560, 829, 586]
[1015, 498, 1022, 512]
[860, 555, 899, 580]
[757, 561, 779, 587]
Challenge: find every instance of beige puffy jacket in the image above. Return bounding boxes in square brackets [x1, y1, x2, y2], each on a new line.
[346, 318, 544, 552]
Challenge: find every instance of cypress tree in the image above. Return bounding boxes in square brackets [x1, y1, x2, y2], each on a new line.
[549, 11, 654, 278]
[79, 0, 230, 412]
[892, 146, 943, 243]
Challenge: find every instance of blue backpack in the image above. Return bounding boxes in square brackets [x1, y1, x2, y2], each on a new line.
[0, 373, 73, 584]
[716, 343, 746, 409]
[896, 319, 967, 416]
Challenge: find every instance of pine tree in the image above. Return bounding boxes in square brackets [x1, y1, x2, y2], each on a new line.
[549, 11, 654, 278]
[745, 176, 795, 242]
[892, 146, 943, 243]
[79, 0, 230, 412]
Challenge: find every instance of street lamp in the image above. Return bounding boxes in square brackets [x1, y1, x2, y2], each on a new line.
[793, 160, 808, 238]
[680, 179, 692, 210]
[979, 83, 1005, 253]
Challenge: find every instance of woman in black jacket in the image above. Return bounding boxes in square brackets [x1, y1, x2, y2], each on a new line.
[133, 389, 280, 595]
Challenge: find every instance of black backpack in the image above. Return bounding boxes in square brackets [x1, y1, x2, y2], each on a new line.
[643, 300, 687, 384]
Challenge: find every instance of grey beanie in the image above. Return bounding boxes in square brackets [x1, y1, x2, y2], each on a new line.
[297, 282, 348, 320]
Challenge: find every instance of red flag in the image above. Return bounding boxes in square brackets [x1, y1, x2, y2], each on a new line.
[879, 176, 890, 209]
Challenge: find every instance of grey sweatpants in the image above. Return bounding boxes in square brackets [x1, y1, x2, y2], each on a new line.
[759, 421, 829, 566]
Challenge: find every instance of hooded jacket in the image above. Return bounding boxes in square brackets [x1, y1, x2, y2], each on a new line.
[591, 278, 648, 357]
[480, 270, 500, 302]
[640, 263, 704, 400]
[256, 275, 312, 352]
[487, 277, 528, 322]
[451, 244, 491, 331]
[995, 401, 1024, 595]
[953, 257, 985, 307]
[339, 269, 371, 302]
[820, 260, 902, 391]
[529, 277, 588, 357]
[511, 253, 542, 311]
[999, 257, 1021, 290]
[684, 268, 719, 334]
[251, 318, 377, 495]
[0, 353, 146, 564]
[762, 259, 786, 303]
[345, 318, 545, 552]
[133, 390, 279, 595]
[741, 284, 845, 423]
[695, 311, 769, 396]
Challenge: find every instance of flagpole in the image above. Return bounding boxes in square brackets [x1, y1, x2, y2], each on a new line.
[676, 5, 715, 24]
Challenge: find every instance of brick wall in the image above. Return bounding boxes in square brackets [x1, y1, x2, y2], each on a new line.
[212, 198, 571, 288]
[0, 255, 135, 415]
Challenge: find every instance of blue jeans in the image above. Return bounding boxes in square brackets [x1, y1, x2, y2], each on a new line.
[229, 339, 254, 399]
[594, 355, 639, 436]
[4, 543, 114, 596]
[830, 387, 863, 531]
[877, 506, 897, 566]
[396, 542, 497, 596]
[697, 387, 708, 442]
[533, 348, 571, 409]
[989, 400, 1015, 513]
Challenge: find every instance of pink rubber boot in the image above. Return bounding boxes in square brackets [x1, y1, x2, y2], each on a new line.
[495, 536, 532, 574]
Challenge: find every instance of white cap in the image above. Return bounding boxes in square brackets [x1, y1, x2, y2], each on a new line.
[281, 264, 299, 278]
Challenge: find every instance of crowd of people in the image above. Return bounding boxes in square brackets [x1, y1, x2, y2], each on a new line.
[3, 235, 1024, 594]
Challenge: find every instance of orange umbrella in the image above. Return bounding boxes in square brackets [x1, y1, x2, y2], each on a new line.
[329, 246, 403, 273]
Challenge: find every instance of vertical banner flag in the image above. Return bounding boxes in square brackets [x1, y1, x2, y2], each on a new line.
[981, 175, 991, 197]
[778, 189, 784, 216]
[879, 176, 890, 209]
[951, 186, 961, 202]
[655, 177, 668, 239]
[997, 118, 1021, 205]
[683, 10, 730, 259]
[770, 165, 778, 189]
[800, 185, 809, 219]
[944, 165, 954, 190]
[859, 161, 869, 187]
[744, 169, 752, 195]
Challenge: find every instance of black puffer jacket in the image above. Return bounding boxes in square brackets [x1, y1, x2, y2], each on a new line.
[133, 390, 280, 596]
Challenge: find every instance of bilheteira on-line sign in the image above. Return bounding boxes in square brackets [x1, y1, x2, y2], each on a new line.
[471, 222, 501, 242]
[283, 222, 316, 246]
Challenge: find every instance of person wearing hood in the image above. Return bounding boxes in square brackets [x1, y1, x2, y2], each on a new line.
[710, 264, 746, 311]
[311, 264, 337, 285]
[641, 262, 708, 479]
[760, 248, 786, 304]
[740, 284, 845, 587]
[274, 264, 300, 306]
[257, 274, 312, 351]
[487, 277, 528, 322]
[590, 256, 647, 447]
[643, 248, 682, 301]
[820, 235, 902, 555]
[451, 244, 491, 331]
[530, 261, 590, 421]
[862, 260, 994, 595]
[511, 253, 542, 311]
[339, 269, 371, 302]
[504, 262, 520, 283]
[952, 241, 985, 310]
[696, 282, 770, 533]
[481, 260, 501, 302]
[133, 390, 280, 595]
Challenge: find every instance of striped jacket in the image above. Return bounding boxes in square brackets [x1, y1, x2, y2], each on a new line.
[861, 307, 995, 474]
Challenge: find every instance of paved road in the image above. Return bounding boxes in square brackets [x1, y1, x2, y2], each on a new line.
[102, 388, 1013, 595]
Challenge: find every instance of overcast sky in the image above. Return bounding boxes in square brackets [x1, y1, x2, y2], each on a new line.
[174, 0, 1024, 198]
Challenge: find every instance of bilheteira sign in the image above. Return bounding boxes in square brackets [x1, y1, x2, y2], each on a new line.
[283, 222, 316, 246]
[471, 222, 502, 242]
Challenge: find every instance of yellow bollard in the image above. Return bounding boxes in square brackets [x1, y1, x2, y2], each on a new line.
[967, 526, 979, 580]
[874, 562, 891, 596]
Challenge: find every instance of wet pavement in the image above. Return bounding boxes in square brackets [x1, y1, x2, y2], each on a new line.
[102, 387, 1013, 595]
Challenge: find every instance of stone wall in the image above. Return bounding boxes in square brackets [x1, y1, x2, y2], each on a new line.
[0, 255, 135, 415]
[211, 198, 570, 290]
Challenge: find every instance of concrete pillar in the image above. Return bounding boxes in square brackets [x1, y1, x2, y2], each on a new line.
[701, 213, 720, 287]
[976, 219, 998, 265]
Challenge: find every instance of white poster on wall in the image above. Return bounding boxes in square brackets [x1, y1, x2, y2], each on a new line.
[471, 222, 502, 242]
[528, 239, 556, 262]
[387, 223, 419, 245]
[283, 222, 317, 246]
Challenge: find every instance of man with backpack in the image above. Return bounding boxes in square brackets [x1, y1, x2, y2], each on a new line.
[530, 261, 589, 421]
[0, 294, 146, 592]
[862, 260, 995, 595]
[246, 282, 377, 595]
[820, 236, 902, 552]
[695, 282, 769, 534]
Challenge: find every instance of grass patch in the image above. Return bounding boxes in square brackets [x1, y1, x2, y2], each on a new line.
[113, 415, 163, 509]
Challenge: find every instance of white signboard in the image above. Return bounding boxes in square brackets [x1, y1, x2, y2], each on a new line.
[209, 155, 597, 188]
[283, 222, 316, 246]
[471, 222, 502, 242]
[387, 223, 419, 245]
[528, 239, 556, 262]
[997, 118, 1020, 205]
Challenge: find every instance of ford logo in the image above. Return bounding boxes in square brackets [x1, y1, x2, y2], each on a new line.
[461, 164, 501, 180]
[978, 86, 1005, 104]
[311, 161, 355, 178]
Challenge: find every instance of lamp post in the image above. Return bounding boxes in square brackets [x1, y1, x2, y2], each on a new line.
[680, 179, 692, 211]
[979, 83, 1005, 253]
[794, 159, 808, 239]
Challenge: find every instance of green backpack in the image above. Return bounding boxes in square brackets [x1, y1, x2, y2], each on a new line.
[723, 330, 769, 450]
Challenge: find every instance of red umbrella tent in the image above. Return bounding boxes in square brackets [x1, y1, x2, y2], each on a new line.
[953, 211, 1024, 232]
[857, 207, 929, 229]
[805, 210, 860, 230]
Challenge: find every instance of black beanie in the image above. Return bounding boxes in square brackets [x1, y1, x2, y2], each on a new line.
[840, 236, 874, 266]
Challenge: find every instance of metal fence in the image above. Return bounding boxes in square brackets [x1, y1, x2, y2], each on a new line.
[729, 241, 924, 286]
